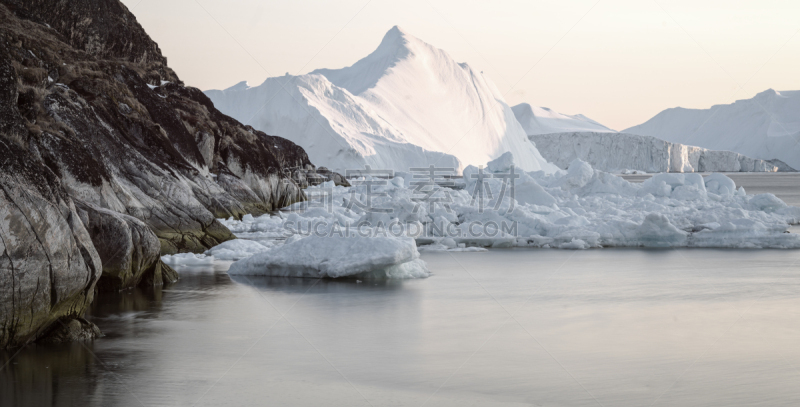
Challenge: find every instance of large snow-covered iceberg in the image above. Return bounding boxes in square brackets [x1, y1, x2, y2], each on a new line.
[206, 26, 555, 174]
[531, 132, 779, 173]
[204, 75, 459, 174]
[512, 103, 616, 135]
[624, 89, 800, 171]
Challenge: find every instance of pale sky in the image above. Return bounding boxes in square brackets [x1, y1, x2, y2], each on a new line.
[120, 0, 800, 130]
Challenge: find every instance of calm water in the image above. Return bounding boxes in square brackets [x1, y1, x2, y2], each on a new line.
[2, 174, 800, 407]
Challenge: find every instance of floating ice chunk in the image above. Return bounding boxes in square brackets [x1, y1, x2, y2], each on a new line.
[161, 253, 215, 266]
[228, 236, 429, 279]
[204, 239, 274, 261]
[671, 184, 706, 201]
[690, 218, 800, 248]
[558, 159, 594, 190]
[558, 238, 590, 250]
[634, 213, 688, 247]
[219, 151, 800, 253]
[746, 193, 787, 212]
[515, 174, 556, 207]
[417, 237, 489, 252]
[487, 152, 515, 173]
[704, 173, 737, 197]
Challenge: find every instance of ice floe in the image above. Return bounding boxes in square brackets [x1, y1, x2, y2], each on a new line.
[227, 236, 429, 279]
[207, 153, 800, 278]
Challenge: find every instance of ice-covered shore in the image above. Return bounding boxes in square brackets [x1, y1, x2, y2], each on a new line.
[164, 154, 800, 278]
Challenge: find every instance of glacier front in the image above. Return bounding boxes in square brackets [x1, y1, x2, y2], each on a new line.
[531, 132, 782, 173]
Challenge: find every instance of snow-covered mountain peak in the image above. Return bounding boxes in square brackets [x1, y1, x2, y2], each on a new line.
[382, 25, 411, 44]
[312, 26, 456, 96]
[207, 27, 555, 173]
[225, 80, 251, 92]
[375, 25, 438, 60]
[370, 25, 414, 59]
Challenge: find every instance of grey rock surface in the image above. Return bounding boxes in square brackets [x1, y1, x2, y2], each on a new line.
[0, 141, 103, 348]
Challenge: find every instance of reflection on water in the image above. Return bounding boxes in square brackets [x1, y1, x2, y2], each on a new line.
[1, 342, 101, 407]
[2, 249, 800, 406]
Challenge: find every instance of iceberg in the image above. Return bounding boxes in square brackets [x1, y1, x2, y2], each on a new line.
[206, 26, 555, 174]
[203, 239, 274, 261]
[227, 236, 429, 279]
[530, 132, 780, 173]
[512, 103, 616, 135]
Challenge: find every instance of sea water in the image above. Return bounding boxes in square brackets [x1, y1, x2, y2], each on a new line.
[2, 174, 799, 406]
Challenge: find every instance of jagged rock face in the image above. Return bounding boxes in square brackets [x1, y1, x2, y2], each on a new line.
[0, 0, 326, 347]
[0, 1, 316, 253]
[2, 0, 178, 82]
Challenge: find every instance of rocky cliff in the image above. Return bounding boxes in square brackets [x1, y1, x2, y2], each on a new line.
[0, 0, 333, 347]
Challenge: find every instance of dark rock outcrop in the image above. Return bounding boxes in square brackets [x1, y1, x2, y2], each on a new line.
[0, 0, 319, 254]
[75, 202, 177, 291]
[0, 140, 102, 348]
[36, 317, 102, 345]
[0, 0, 334, 347]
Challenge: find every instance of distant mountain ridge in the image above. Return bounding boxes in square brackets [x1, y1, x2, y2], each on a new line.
[624, 89, 800, 170]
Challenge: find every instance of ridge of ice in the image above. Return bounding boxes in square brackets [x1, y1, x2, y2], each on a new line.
[512, 103, 616, 135]
[531, 132, 780, 173]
